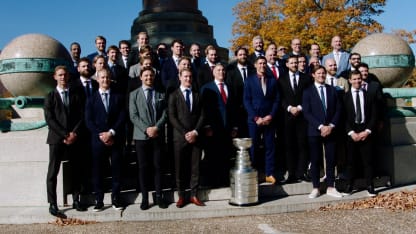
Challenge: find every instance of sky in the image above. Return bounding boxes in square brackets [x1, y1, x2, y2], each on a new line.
[0, 0, 414, 56]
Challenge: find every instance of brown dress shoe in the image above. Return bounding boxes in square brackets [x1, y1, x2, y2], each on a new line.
[265, 175, 276, 184]
[190, 196, 205, 206]
[176, 197, 185, 208]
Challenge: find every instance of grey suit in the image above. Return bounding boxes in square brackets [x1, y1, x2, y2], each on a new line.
[129, 87, 167, 140]
[129, 86, 167, 200]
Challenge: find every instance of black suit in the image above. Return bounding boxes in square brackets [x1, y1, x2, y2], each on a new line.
[85, 90, 126, 203]
[226, 62, 255, 137]
[196, 63, 215, 92]
[44, 88, 84, 205]
[278, 71, 313, 180]
[168, 88, 205, 197]
[109, 63, 128, 95]
[344, 88, 377, 187]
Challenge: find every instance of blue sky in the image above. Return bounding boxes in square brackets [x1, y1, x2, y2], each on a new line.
[0, 0, 414, 56]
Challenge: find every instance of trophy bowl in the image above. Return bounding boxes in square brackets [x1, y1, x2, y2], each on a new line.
[233, 138, 252, 150]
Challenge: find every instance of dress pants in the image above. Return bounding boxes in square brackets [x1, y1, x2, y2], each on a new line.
[91, 139, 122, 202]
[135, 139, 163, 200]
[174, 141, 201, 197]
[285, 117, 309, 179]
[248, 123, 276, 176]
[308, 136, 336, 188]
[346, 135, 374, 187]
[46, 143, 83, 204]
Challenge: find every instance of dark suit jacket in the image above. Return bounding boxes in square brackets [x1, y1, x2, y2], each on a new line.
[109, 63, 128, 94]
[168, 88, 205, 145]
[201, 81, 237, 134]
[160, 57, 179, 94]
[344, 89, 377, 134]
[44, 88, 84, 144]
[196, 63, 215, 92]
[302, 84, 341, 137]
[85, 90, 126, 145]
[266, 60, 287, 80]
[69, 77, 99, 104]
[243, 73, 280, 124]
[278, 71, 312, 120]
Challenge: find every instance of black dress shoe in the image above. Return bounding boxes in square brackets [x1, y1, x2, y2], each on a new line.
[156, 196, 168, 209]
[93, 202, 104, 212]
[367, 185, 377, 197]
[73, 200, 87, 212]
[112, 199, 124, 211]
[49, 203, 66, 218]
[344, 184, 353, 195]
[284, 176, 299, 184]
[298, 174, 311, 182]
[140, 199, 149, 210]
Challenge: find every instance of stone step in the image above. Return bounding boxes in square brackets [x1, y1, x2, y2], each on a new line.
[65, 176, 390, 206]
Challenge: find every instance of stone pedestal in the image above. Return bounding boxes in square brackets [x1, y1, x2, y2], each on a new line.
[0, 127, 58, 206]
[378, 117, 416, 185]
[130, 0, 229, 60]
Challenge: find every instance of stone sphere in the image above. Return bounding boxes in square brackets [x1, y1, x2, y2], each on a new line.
[0, 34, 73, 97]
[352, 33, 415, 88]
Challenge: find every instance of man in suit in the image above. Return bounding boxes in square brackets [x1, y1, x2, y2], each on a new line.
[129, 67, 168, 210]
[339, 52, 362, 79]
[169, 68, 206, 208]
[201, 64, 238, 187]
[308, 43, 322, 65]
[248, 36, 265, 65]
[322, 35, 350, 77]
[107, 45, 128, 95]
[324, 58, 349, 92]
[85, 68, 126, 211]
[70, 42, 81, 71]
[289, 38, 302, 56]
[44, 65, 87, 217]
[265, 45, 286, 80]
[87, 35, 107, 63]
[302, 65, 343, 199]
[69, 57, 99, 103]
[117, 40, 132, 70]
[344, 71, 377, 197]
[244, 56, 280, 184]
[278, 55, 313, 183]
[161, 39, 184, 94]
[226, 47, 255, 138]
[196, 45, 219, 91]
[189, 43, 203, 76]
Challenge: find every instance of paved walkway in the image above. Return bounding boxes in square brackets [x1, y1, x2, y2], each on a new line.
[1, 184, 414, 224]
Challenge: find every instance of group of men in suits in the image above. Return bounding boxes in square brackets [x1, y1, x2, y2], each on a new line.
[46, 33, 384, 216]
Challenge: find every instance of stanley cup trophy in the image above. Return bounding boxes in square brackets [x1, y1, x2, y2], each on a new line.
[229, 138, 258, 206]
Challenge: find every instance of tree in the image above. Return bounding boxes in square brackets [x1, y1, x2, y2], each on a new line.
[394, 29, 416, 87]
[231, 0, 385, 55]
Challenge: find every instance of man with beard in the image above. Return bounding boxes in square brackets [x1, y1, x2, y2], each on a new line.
[248, 36, 265, 65]
[226, 47, 255, 137]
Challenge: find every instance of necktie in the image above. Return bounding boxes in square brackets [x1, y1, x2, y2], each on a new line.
[185, 89, 191, 111]
[330, 77, 334, 87]
[271, 66, 278, 79]
[355, 90, 362, 123]
[362, 83, 367, 91]
[84, 80, 91, 97]
[292, 74, 298, 93]
[219, 83, 227, 104]
[335, 52, 340, 65]
[319, 86, 326, 112]
[147, 89, 155, 124]
[102, 92, 109, 113]
[62, 91, 69, 108]
[261, 77, 267, 95]
[242, 67, 247, 81]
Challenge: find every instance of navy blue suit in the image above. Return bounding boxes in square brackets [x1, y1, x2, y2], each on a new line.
[85, 90, 126, 203]
[303, 84, 341, 188]
[243, 73, 280, 176]
[160, 57, 179, 94]
[201, 81, 237, 187]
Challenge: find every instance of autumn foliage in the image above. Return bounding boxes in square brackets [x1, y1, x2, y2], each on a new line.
[231, 0, 385, 54]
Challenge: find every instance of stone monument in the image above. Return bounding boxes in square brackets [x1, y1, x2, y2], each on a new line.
[130, 0, 229, 60]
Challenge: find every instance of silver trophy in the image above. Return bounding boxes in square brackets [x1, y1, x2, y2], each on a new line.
[229, 138, 258, 206]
